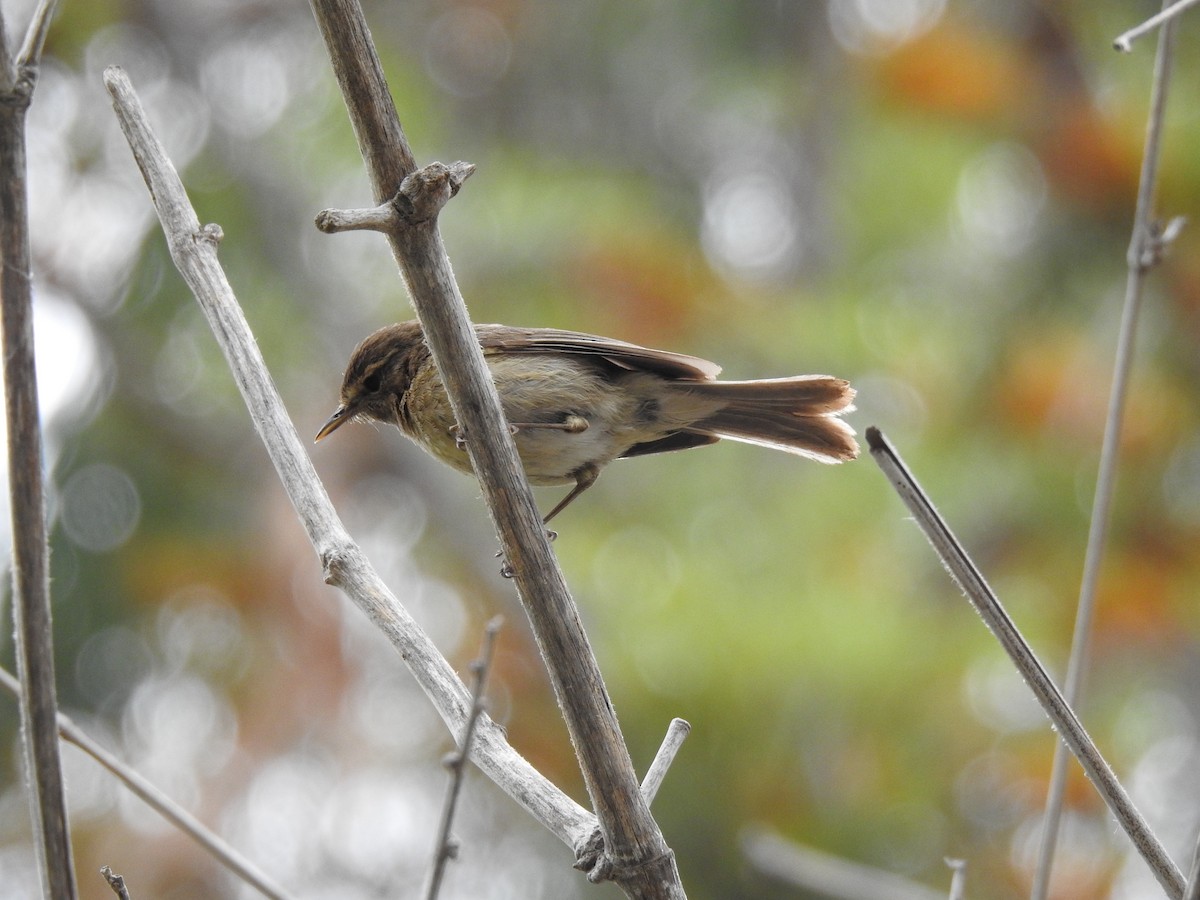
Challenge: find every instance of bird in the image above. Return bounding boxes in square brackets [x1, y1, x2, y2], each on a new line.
[316, 320, 858, 522]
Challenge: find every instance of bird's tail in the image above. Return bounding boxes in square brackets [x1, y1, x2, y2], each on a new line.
[682, 376, 858, 463]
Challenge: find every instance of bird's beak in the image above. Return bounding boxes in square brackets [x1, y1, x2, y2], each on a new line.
[315, 405, 351, 442]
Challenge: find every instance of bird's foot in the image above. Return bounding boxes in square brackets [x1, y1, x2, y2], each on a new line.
[496, 530, 557, 578]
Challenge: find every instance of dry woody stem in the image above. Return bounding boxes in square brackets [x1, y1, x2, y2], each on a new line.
[640, 719, 690, 806]
[307, 0, 682, 895]
[103, 62, 597, 869]
[424, 616, 503, 900]
[1032, 7, 1186, 897]
[0, 1, 76, 897]
[0, 666, 292, 900]
[867, 427, 1184, 898]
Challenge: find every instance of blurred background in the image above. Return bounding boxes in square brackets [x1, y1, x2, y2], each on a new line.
[1, 0, 1198, 897]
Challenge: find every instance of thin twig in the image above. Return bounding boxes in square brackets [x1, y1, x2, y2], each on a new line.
[640, 719, 690, 806]
[16, 0, 60, 70]
[100, 866, 132, 900]
[424, 616, 503, 900]
[0, 8, 12, 90]
[307, 1, 681, 895]
[0, 666, 294, 900]
[102, 64, 597, 857]
[741, 827, 947, 900]
[866, 427, 1184, 898]
[1114, 0, 1199, 52]
[1032, 9, 1183, 898]
[0, 5, 75, 896]
[1186, 834, 1200, 900]
[1185, 835, 1200, 900]
[945, 859, 966, 900]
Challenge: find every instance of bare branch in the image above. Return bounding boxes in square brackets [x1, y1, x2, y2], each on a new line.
[1185, 834, 1200, 900]
[314, 202, 400, 234]
[100, 866, 132, 900]
[102, 64, 597, 855]
[16, 0, 60, 71]
[741, 827, 946, 900]
[866, 427, 1184, 898]
[315, 162, 477, 234]
[641, 719, 691, 806]
[424, 616, 503, 900]
[0, 28, 75, 900]
[0, 666, 294, 900]
[1033, 8, 1184, 897]
[307, 1, 682, 894]
[0, 8, 12, 90]
[945, 859, 966, 900]
[1113, 0, 1199, 52]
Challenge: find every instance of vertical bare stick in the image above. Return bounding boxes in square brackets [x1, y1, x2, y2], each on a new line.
[945, 859, 966, 900]
[0, 4, 75, 897]
[867, 428, 1184, 897]
[424, 617, 503, 900]
[308, 1, 681, 894]
[1031, 10, 1183, 899]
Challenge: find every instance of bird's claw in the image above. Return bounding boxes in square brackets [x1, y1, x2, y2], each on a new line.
[495, 530, 557, 577]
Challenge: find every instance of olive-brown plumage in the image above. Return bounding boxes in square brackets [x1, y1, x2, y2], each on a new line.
[317, 320, 858, 521]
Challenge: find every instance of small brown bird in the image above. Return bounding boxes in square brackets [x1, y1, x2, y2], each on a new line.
[316, 321, 858, 522]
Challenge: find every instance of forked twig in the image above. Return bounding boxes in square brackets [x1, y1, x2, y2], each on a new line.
[424, 617, 503, 900]
[866, 427, 1184, 898]
[1113, 0, 1199, 52]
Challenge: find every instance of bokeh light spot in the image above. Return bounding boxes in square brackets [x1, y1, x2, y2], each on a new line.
[701, 167, 800, 282]
[424, 7, 512, 98]
[59, 463, 141, 553]
[829, 0, 948, 56]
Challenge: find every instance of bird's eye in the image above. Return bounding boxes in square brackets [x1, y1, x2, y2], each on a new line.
[362, 370, 383, 393]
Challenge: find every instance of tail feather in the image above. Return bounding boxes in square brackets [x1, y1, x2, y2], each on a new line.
[681, 376, 858, 463]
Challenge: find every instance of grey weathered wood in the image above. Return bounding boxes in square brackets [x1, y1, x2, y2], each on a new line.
[0, 1, 77, 895]
[307, 0, 683, 894]
[104, 63, 598, 859]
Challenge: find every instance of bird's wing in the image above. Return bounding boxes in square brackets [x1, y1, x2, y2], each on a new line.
[475, 325, 722, 381]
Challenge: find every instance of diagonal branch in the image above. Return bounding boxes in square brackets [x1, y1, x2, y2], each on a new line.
[0, 666, 293, 900]
[102, 64, 598, 859]
[306, 1, 682, 895]
[866, 427, 1184, 898]
[741, 827, 948, 900]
